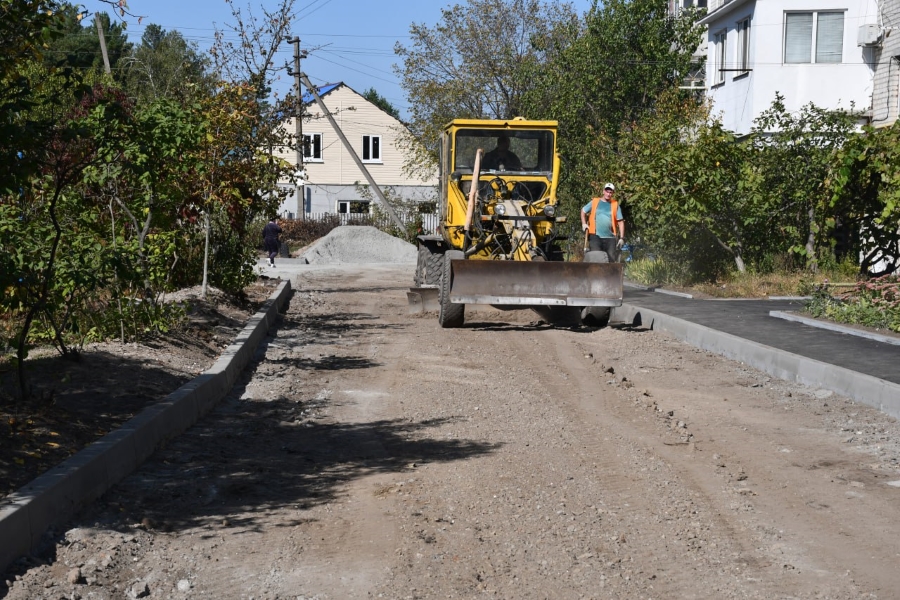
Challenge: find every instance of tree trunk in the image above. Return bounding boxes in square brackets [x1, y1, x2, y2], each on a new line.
[201, 210, 210, 300]
[806, 205, 818, 273]
[15, 183, 64, 400]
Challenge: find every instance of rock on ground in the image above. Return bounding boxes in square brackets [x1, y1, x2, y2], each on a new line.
[298, 225, 416, 264]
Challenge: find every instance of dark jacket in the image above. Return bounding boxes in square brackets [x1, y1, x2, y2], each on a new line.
[263, 220, 282, 242]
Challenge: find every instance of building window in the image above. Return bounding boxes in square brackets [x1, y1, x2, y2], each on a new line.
[338, 200, 371, 214]
[303, 133, 323, 162]
[713, 29, 727, 85]
[736, 17, 751, 74]
[784, 11, 844, 64]
[362, 135, 381, 162]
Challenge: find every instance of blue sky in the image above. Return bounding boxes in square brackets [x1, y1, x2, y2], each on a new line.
[85, 0, 596, 119]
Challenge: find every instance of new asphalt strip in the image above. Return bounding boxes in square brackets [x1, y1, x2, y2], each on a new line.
[2, 269, 898, 572]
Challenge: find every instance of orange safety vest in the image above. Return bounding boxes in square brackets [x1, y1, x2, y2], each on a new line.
[587, 197, 619, 237]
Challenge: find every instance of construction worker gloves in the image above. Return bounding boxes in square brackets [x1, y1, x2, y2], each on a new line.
[616, 238, 625, 250]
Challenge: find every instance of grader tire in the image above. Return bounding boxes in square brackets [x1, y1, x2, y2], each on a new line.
[580, 249, 612, 327]
[438, 250, 465, 328]
[414, 244, 444, 287]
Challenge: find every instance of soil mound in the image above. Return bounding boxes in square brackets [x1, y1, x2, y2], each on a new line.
[298, 226, 416, 265]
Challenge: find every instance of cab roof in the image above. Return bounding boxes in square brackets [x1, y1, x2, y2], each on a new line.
[444, 117, 558, 130]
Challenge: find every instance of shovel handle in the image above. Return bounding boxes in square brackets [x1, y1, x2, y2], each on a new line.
[583, 229, 590, 253]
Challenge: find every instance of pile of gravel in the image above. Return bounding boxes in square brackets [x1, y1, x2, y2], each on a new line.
[298, 226, 417, 265]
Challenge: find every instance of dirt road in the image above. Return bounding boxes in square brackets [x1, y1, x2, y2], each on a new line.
[5, 264, 900, 599]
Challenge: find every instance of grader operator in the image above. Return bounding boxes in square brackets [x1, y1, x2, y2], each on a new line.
[408, 117, 623, 328]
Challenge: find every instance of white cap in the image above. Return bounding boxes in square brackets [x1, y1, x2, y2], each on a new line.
[604, 183, 615, 191]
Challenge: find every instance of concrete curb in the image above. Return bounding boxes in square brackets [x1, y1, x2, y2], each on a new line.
[0, 280, 292, 573]
[614, 302, 900, 421]
[769, 310, 900, 347]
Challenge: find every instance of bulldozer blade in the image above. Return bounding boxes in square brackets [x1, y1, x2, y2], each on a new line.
[407, 287, 440, 313]
[449, 260, 623, 307]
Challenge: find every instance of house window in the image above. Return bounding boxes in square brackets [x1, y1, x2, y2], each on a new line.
[713, 29, 727, 85]
[303, 133, 323, 162]
[338, 200, 371, 214]
[736, 17, 751, 74]
[362, 135, 381, 162]
[784, 11, 844, 64]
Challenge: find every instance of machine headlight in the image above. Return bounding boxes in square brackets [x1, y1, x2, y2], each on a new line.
[494, 203, 506, 216]
[543, 204, 556, 217]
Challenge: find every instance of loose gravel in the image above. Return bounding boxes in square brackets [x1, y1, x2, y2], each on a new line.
[298, 226, 416, 265]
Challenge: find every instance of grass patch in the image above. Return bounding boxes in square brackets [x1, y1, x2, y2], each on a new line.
[625, 257, 863, 299]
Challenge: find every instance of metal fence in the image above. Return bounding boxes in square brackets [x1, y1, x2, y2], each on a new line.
[301, 212, 440, 234]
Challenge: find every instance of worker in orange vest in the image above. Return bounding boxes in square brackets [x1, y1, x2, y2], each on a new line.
[581, 182, 625, 262]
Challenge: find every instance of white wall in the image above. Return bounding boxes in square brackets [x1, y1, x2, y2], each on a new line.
[704, 0, 878, 136]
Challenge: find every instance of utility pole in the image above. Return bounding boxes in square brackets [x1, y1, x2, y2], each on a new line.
[287, 37, 306, 219]
[96, 16, 112, 75]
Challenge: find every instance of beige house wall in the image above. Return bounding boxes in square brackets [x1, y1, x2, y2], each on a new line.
[273, 84, 434, 198]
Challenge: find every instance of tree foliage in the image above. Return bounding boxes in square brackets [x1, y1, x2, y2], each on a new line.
[614, 92, 760, 275]
[748, 94, 860, 271]
[42, 7, 131, 75]
[827, 122, 900, 276]
[522, 0, 704, 223]
[1, 0, 299, 403]
[121, 24, 215, 105]
[394, 0, 581, 161]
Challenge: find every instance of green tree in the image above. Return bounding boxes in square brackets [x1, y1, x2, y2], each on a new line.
[0, 0, 67, 194]
[394, 0, 581, 163]
[121, 24, 215, 106]
[827, 122, 900, 276]
[2, 84, 130, 398]
[615, 92, 765, 274]
[42, 6, 131, 75]
[521, 0, 704, 226]
[748, 94, 859, 272]
[185, 82, 294, 296]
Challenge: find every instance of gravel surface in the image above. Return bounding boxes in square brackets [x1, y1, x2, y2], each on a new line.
[4, 264, 900, 599]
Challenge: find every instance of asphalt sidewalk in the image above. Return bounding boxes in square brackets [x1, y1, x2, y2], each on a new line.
[617, 285, 900, 420]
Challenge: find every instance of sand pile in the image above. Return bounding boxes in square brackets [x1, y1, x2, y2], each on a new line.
[298, 226, 417, 265]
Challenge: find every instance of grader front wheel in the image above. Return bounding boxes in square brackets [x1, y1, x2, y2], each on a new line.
[438, 250, 465, 328]
[414, 244, 442, 286]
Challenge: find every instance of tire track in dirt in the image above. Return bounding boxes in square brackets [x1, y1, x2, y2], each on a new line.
[261, 268, 408, 597]
[563, 328, 887, 598]
[509, 326, 776, 599]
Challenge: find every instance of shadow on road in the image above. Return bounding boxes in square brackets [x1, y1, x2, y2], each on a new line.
[88, 392, 499, 535]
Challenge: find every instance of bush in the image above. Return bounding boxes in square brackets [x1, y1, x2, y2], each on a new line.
[279, 215, 344, 249]
[804, 275, 900, 332]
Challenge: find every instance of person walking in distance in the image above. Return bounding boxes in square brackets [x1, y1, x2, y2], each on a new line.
[262, 216, 282, 267]
[581, 182, 625, 262]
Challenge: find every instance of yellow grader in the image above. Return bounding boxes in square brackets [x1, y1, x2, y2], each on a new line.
[408, 117, 623, 328]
